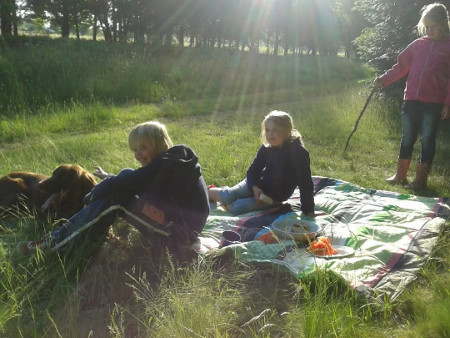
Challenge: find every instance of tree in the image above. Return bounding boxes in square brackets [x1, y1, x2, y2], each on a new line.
[291, 0, 341, 56]
[333, 0, 367, 59]
[0, 0, 17, 36]
[88, 0, 112, 41]
[26, 0, 90, 38]
[354, 0, 450, 71]
[8, 0, 370, 58]
[270, 0, 292, 55]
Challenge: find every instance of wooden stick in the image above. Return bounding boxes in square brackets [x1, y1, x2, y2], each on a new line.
[343, 87, 376, 152]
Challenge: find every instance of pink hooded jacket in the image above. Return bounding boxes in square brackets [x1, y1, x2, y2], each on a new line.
[380, 36, 450, 106]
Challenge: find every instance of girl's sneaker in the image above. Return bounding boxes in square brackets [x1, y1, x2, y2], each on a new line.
[16, 238, 50, 254]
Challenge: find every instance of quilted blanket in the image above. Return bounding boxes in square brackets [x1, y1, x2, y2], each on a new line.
[197, 176, 450, 302]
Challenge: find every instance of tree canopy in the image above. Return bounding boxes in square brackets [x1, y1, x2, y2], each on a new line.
[1, 0, 367, 57]
[355, 0, 450, 72]
[1, 0, 449, 72]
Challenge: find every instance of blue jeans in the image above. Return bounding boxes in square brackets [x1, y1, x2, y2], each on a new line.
[399, 101, 442, 163]
[220, 180, 281, 215]
[49, 197, 123, 251]
[49, 196, 172, 251]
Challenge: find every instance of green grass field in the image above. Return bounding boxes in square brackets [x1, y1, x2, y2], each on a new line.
[0, 39, 449, 336]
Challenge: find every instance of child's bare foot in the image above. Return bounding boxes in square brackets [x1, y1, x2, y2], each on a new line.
[208, 187, 222, 203]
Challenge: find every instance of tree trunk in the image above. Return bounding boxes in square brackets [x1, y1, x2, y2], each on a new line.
[112, 16, 117, 41]
[273, 29, 280, 56]
[118, 19, 125, 42]
[75, 15, 80, 39]
[111, 1, 117, 42]
[0, 0, 14, 36]
[12, 2, 17, 36]
[178, 25, 184, 47]
[165, 31, 172, 45]
[99, 17, 113, 42]
[61, 10, 70, 37]
[93, 14, 98, 41]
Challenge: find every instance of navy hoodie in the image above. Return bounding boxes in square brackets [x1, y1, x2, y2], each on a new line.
[246, 138, 315, 215]
[86, 145, 209, 244]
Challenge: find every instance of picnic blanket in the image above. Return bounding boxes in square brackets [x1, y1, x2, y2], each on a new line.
[196, 176, 449, 302]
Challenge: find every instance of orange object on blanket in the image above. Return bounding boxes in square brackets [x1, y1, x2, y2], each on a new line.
[309, 236, 338, 256]
[257, 231, 278, 244]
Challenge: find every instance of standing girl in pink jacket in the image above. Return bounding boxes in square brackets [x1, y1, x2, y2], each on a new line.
[374, 3, 450, 190]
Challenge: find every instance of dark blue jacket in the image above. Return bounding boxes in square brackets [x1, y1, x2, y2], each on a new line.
[246, 138, 315, 214]
[85, 145, 209, 244]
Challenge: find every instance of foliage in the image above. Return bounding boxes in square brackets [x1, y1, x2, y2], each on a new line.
[353, 0, 450, 99]
[354, 0, 450, 72]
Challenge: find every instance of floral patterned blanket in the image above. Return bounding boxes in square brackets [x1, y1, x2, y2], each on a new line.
[197, 176, 449, 302]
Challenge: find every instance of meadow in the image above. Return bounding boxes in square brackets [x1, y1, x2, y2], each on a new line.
[0, 38, 449, 337]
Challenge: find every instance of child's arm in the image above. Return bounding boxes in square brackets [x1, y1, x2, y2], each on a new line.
[246, 146, 267, 200]
[293, 145, 315, 215]
[93, 166, 111, 180]
[442, 105, 450, 120]
[376, 41, 415, 87]
[84, 168, 135, 204]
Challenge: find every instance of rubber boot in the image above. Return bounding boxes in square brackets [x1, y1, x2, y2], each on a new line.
[386, 159, 411, 184]
[406, 162, 431, 190]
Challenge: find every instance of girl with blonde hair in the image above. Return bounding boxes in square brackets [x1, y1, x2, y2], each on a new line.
[209, 110, 315, 216]
[374, 2, 450, 189]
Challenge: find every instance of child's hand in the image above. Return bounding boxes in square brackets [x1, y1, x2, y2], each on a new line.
[251, 186, 264, 204]
[441, 105, 450, 120]
[93, 166, 109, 179]
[373, 77, 384, 88]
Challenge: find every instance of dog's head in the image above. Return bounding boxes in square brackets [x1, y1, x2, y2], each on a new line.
[39, 164, 97, 218]
[39, 164, 96, 193]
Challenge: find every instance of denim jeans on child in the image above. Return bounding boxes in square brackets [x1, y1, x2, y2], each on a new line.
[220, 179, 281, 215]
[49, 195, 170, 251]
[49, 196, 124, 251]
[399, 100, 442, 163]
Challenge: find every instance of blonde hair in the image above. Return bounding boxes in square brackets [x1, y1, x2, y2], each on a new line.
[128, 121, 173, 157]
[417, 3, 450, 36]
[261, 110, 302, 145]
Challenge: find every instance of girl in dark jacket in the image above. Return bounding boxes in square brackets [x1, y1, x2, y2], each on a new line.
[208, 110, 315, 216]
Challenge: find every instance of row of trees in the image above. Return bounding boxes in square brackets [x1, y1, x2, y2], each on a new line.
[1, 0, 365, 57]
[1, 0, 448, 65]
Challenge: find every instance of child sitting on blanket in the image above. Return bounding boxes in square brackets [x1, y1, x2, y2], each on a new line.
[208, 110, 315, 216]
[17, 121, 210, 254]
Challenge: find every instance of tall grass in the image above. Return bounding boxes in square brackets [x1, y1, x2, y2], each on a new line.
[0, 36, 370, 117]
[0, 38, 448, 336]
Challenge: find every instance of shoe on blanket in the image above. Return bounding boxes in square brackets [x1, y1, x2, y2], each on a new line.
[16, 238, 50, 254]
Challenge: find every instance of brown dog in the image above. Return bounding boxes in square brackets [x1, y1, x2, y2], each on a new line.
[0, 164, 97, 220]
